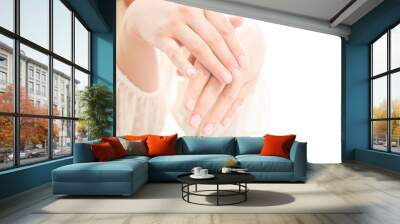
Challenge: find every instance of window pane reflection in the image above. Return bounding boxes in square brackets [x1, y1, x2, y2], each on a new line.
[0, 116, 13, 170]
[20, 117, 49, 165]
[20, 0, 49, 49]
[53, 119, 72, 158]
[20, 44, 49, 115]
[372, 121, 388, 151]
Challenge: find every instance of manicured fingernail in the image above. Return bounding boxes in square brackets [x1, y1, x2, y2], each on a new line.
[190, 114, 201, 127]
[185, 99, 195, 111]
[186, 68, 196, 77]
[222, 118, 231, 127]
[221, 72, 232, 84]
[203, 124, 214, 135]
[238, 55, 248, 68]
[232, 69, 242, 79]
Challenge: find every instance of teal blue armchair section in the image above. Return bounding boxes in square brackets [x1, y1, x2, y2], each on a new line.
[52, 136, 307, 196]
[290, 142, 307, 181]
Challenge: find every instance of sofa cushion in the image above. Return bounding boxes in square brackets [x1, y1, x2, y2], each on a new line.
[236, 137, 263, 155]
[147, 134, 178, 157]
[177, 136, 236, 155]
[73, 140, 100, 163]
[149, 154, 235, 172]
[260, 134, 296, 159]
[91, 142, 118, 161]
[119, 138, 147, 156]
[236, 155, 293, 172]
[101, 137, 127, 158]
[53, 158, 147, 183]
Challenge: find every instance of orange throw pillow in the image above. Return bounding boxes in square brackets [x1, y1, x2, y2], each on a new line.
[260, 134, 296, 159]
[146, 134, 178, 157]
[124, 135, 148, 141]
[91, 142, 117, 161]
[101, 137, 126, 158]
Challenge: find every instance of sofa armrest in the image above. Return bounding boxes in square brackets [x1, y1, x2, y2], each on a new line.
[289, 141, 307, 181]
[73, 140, 99, 163]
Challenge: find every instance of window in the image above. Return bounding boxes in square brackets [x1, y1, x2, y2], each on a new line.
[0, 0, 14, 32]
[0, 34, 13, 112]
[28, 81, 34, 94]
[35, 84, 40, 96]
[20, 0, 49, 49]
[371, 23, 400, 153]
[42, 85, 46, 97]
[0, 54, 7, 67]
[74, 69, 89, 118]
[53, 0, 72, 60]
[53, 119, 72, 158]
[35, 70, 40, 81]
[0, 53, 8, 90]
[0, 0, 91, 170]
[0, 116, 13, 170]
[28, 67, 34, 80]
[74, 18, 89, 70]
[0, 71, 7, 84]
[53, 59, 72, 117]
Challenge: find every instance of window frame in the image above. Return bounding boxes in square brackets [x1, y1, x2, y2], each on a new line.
[370, 21, 400, 154]
[0, 0, 91, 171]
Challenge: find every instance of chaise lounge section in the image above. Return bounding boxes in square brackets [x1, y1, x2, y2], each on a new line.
[52, 136, 307, 196]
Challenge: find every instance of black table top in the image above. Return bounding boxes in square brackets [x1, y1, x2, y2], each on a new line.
[177, 172, 255, 185]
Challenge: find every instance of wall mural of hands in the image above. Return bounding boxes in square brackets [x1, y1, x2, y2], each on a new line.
[117, 0, 265, 136]
[117, 0, 342, 162]
[122, 0, 246, 84]
[182, 19, 266, 135]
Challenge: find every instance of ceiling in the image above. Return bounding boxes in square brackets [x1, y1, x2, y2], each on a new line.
[170, 0, 384, 38]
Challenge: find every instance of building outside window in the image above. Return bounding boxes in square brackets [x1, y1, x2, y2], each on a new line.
[0, 54, 7, 91]
[0, 0, 91, 170]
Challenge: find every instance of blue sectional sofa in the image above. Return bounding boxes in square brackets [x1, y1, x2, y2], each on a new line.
[52, 136, 307, 196]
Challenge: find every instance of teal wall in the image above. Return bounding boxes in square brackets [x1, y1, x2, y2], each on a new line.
[343, 0, 400, 170]
[91, 0, 115, 134]
[0, 0, 115, 200]
[0, 158, 72, 199]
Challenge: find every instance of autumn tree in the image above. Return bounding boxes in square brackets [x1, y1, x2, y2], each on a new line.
[0, 84, 59, 153]
[372, 99, 400, 144]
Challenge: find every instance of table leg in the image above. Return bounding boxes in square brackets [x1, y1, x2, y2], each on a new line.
[217, 184, 219, 206]
[187, 184, 190, 202]
[195, 184, 198, 192]
[245, 183, 247, 201]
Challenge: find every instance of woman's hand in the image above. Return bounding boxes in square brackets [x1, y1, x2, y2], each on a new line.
[122, 0, 246, 84]
[184, 23, 266, 135]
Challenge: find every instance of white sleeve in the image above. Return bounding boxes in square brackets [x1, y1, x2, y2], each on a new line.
[116, 68, 167, 136]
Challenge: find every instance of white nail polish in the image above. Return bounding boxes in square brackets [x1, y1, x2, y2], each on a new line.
[222, 118, 231, 127]
[186, 68, 196, 77]
[203, 124, 214, 135]
[238, 55, 248, 68]
[190, 115, 201, 128]
[185, 99, 195, 111]
[221, 72, 232, 84]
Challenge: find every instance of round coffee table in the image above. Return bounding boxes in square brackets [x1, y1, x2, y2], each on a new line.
[177, 173, 255, 206]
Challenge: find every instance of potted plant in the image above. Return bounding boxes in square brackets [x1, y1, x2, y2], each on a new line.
[79, 84, 113, 140]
